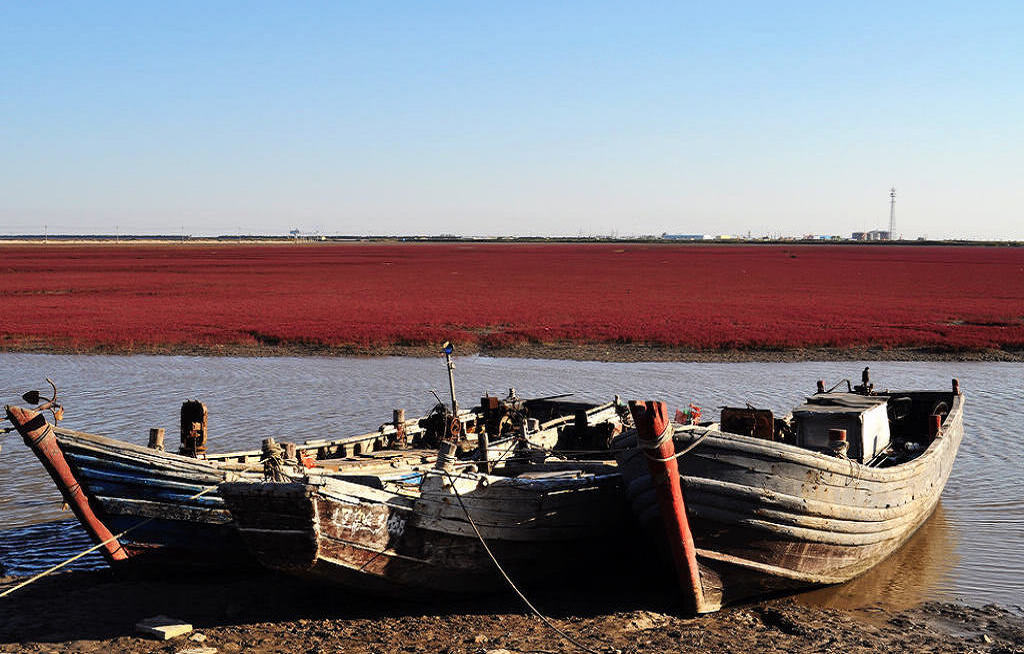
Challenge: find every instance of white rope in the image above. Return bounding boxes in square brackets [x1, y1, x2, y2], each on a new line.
[641, 430, 711, 463]
[637, 421, 673, 450]
[0, 484, 220, 599]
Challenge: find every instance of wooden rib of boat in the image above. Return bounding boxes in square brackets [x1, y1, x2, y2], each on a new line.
[616, 372, 964, 614]
[219, 457, 630, 597]
[5, 386, 621, 571]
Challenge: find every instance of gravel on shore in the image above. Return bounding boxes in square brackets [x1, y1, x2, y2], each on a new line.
[1, 570, 1022, 654]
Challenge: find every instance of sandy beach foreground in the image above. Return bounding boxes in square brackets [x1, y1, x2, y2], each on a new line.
[1, 570, 1021, 653]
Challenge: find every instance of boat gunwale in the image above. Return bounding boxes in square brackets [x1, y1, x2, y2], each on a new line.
[620, 391, 963, 485]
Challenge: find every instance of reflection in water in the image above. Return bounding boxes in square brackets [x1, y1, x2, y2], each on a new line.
[797, 503, 958, 612]
[0, 354, 1021, 609]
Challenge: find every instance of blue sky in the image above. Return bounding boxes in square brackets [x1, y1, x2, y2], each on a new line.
[2, 2, 1022, 238]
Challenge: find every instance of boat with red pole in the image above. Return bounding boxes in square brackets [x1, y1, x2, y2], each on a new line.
[617, 369, 964, 613]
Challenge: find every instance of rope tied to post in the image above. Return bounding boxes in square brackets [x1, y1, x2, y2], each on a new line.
[635, 413, 710, 463]
[260, 437, 287, 482]
[642, 429, 711, 463]
[637, 418, 674, 451]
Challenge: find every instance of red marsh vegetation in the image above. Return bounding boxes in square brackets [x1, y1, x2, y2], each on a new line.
[0, 243, 1022, 355]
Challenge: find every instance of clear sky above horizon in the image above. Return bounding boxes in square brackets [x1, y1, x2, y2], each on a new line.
[2, 2, 1022, 239]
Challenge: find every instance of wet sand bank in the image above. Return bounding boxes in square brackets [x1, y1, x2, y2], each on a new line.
[1, 570, 1022, 653]
[3, 341, 1023, 362]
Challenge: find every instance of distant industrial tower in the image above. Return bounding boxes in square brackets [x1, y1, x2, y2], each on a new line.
[888, 187, 896, 240]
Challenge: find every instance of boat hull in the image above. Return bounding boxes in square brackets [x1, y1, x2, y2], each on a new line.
[221, 468, 632, 597]
[52, 427, 251, 568]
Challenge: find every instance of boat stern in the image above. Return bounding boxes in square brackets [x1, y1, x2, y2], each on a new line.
[219, 481, 320, 573]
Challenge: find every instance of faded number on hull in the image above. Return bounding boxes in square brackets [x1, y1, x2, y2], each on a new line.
[328, 504, 407, 546]
[386, 512, 407, 538]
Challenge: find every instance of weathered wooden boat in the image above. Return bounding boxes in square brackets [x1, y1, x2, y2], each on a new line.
[5, 376, 622, 571]
[616, 370, 964, 614]
[2, 404, 444, 569]
[219, 400, 632, 596]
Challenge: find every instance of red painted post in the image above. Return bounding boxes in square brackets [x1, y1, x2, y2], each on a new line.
[629, 400, 706, 614]
[828, 428, 849, 457]
[5, 405, 129, 563]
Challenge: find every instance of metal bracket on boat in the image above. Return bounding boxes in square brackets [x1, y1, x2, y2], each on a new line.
[20, 378, 64, 423]
[442, 340, 459, 419]
[853, 367, 874, 394]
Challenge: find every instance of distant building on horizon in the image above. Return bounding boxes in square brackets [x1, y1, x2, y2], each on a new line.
[662, 233, 707, 240]
[851, 230, 890, 241]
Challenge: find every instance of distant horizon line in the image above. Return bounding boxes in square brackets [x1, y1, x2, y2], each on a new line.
[1, 234, 1021, 246]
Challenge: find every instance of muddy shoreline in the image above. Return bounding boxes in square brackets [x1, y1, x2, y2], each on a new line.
[1, 570, 1021, 653]
[3, 341, 1023, 362]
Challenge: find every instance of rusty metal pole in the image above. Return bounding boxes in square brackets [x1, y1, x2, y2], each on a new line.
[443, 342, 459, 417]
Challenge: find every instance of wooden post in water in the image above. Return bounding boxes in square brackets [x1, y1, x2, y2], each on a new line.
[148, 428, 165, 451]
[629, 400, 707, 614]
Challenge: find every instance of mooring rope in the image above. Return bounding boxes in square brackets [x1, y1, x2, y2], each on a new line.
[440, 469, 604, 654]
[641, 430, 711, 463]
[0, 484, 220, 599]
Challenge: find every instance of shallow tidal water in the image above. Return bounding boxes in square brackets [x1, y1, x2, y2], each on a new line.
[0, 354, 1021, 612]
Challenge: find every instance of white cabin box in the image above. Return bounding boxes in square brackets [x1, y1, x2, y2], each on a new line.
[791, 393, 891, 463]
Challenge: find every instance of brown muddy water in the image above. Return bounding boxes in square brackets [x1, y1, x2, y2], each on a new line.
[0, 354, 1021, 612]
